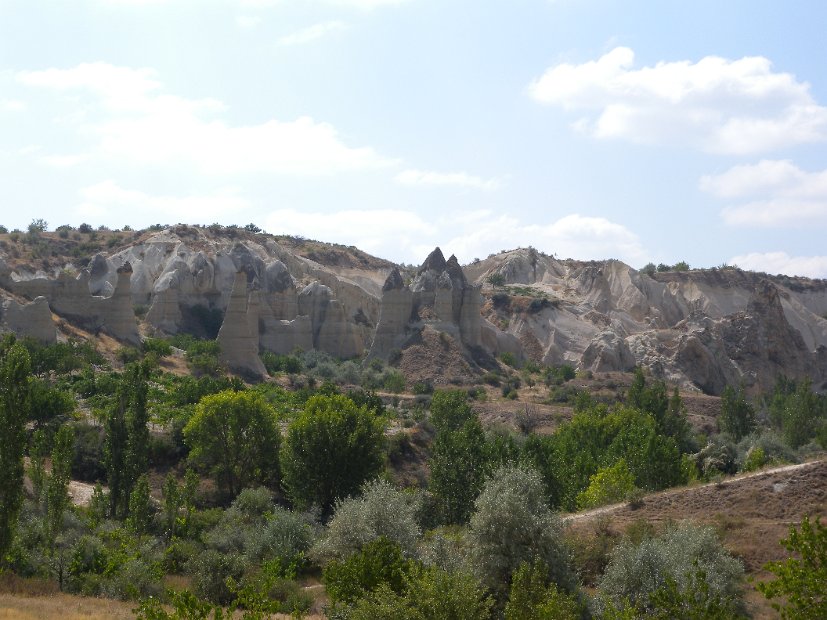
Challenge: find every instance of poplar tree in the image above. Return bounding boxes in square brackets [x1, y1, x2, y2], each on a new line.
[0, 340, 32, 562]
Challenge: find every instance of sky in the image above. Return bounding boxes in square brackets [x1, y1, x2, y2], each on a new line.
[1, 1, 826, 276]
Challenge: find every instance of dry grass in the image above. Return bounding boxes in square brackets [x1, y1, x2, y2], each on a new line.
[0, 593, 136, 620]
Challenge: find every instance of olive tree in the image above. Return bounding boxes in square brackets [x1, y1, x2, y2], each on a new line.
[467, 464, 575, 599]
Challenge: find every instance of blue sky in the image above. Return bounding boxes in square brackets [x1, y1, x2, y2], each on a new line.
[2, 1, 826, 276]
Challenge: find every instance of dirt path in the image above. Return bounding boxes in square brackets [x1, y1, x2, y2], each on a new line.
[563, 459, 824, 523]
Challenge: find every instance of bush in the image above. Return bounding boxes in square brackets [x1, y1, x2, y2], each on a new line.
[312, 479, 421, 562]
[505, 560, 584, 620]
[597, 522, 745, 614]
[468, 464, 575, 599]
[187, 549, 247, 605]
[500, 352, 518, 368]
[323, 537, 412, 605]
[143, 339, 172, 357]
[348, 565, 493, 620]
[383, 371, 406, 394]
[576, 459, 639, 510]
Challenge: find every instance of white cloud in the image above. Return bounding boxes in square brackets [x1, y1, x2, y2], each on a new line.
[395, 169, 503, 191]
[266, 208, 645, 265]
[728, 251, 827, 279]
[278, 21, 347, 46]
[18, 62, 392, 175]
[78, 180, 250, 221]
[700, 160, 827, 226]
[528, 47, 827, 154]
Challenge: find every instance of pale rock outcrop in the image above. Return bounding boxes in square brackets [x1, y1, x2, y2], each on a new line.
[369, 248, 504, 360]
[217, 272, 266, 379]
[317, 300, 364, 359]
[369, 268, 413, 359]
[4, 261, 139, 345]
[581, 331, 636, 373]
[146, 274, 183, 334]
[1, 296, 56, 343]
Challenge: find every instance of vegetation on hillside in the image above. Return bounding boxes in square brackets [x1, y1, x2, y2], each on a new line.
[0, 330, 825, 619]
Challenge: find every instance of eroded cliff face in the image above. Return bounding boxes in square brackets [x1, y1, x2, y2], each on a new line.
[470, 248, 827, 394]
[2, 228, 826, 394]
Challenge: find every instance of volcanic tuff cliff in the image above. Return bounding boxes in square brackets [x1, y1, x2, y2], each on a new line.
[1, 225, 826, 393]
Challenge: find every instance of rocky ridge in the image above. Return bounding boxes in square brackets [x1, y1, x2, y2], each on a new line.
[1, 226, 826, 393]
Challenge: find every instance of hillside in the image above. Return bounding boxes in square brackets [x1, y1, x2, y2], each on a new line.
[2, 225, 827, 395]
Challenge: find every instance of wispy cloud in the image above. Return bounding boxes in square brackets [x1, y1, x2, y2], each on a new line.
[17, 62, 393, 175]
[700, 160, 827, 227]
[278, 21, 347, 46]
[395, 169, 503, 191]
[529, 47, 827, 154]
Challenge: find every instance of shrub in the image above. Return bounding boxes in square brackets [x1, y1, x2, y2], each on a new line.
[757, 516, 826, 619]
[187, 549, 247, 605]
[505, 560, 584, 620]
[143, 338, 172, 357]
[597, 522, 745, 614]
[312, 479, 421, 562]
[576, 459, 639, 510]
[348, 565, 493, 620]
[500, 352, 518, 368]
[324, 537, 413, 605]
[468, 464, 575, 598]
[383, 371, 406, 394]
[412, 380, 434, 395]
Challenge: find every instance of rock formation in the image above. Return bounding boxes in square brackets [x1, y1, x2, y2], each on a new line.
[0, 296, 56, 343]
[217, 271, 267, 379]
[369, 247, 514, 360]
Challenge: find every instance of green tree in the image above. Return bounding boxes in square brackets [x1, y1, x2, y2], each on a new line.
[719, 385, 756, 441]
[0, 340, 32, 563]
[487, 273, 506, 288]
[46, 425, 74, 541]
[105, 361, 151, 519]
[281, 394, 384, 517]
[757, 516, 826, 619]
[104, 389, 129, 518]
[428, 390, 490, 525]
[128, 474, 153, 534]
[184, 390, 281, 498]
